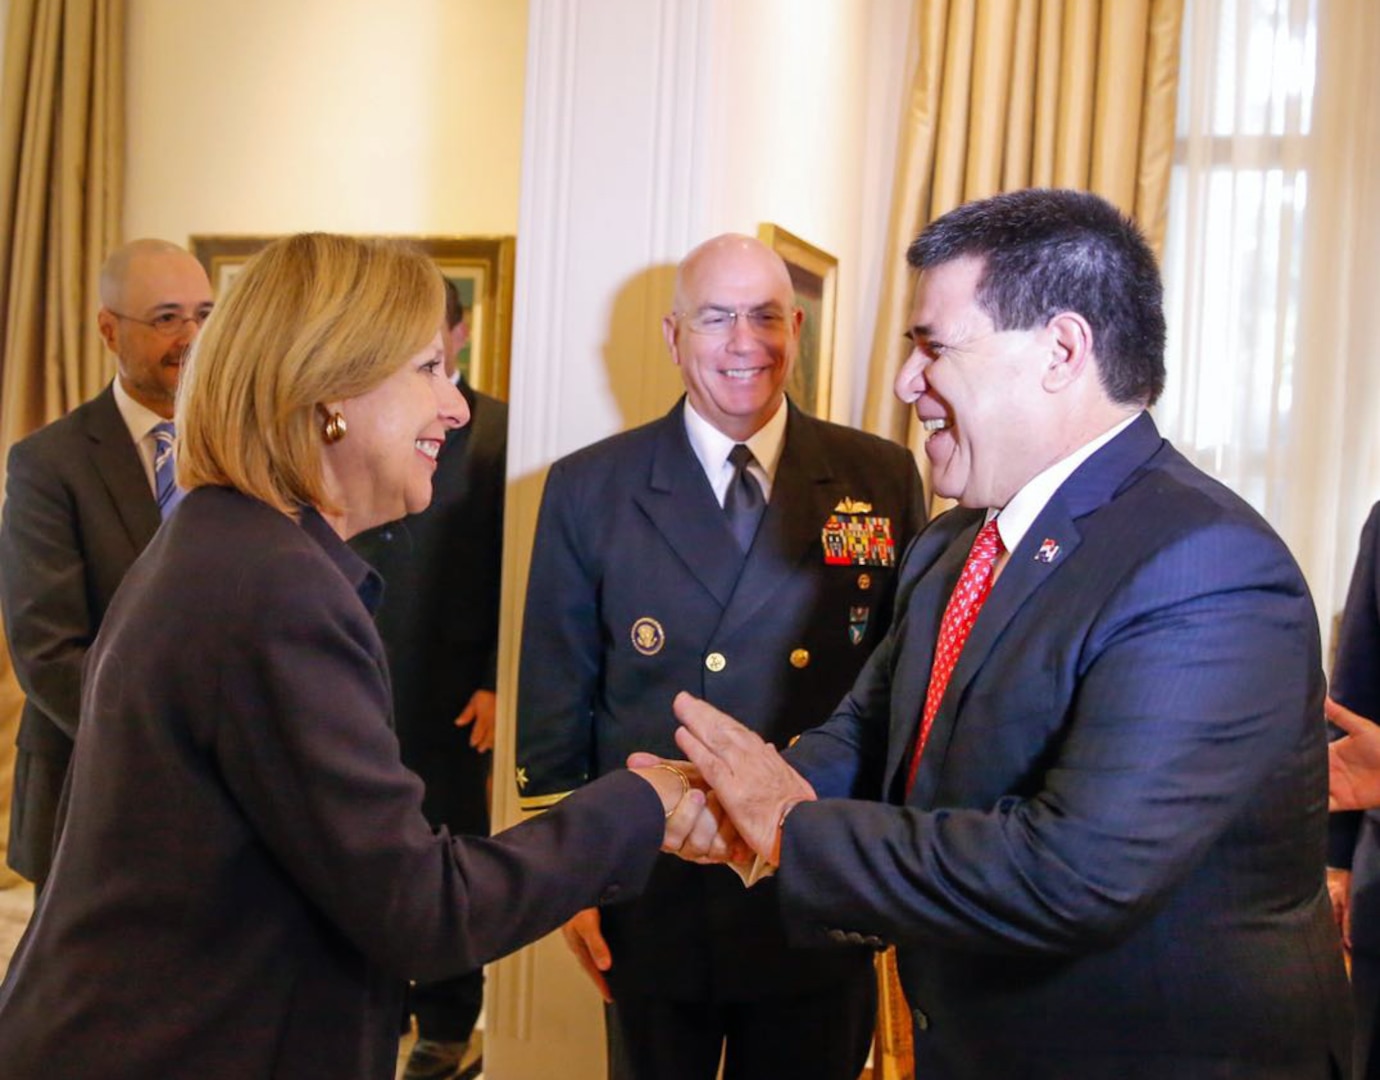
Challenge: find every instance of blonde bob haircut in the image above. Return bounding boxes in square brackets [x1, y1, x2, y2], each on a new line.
[176, 233, 444, 517]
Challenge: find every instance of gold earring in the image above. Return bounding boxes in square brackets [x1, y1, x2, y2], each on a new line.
[322, 410, 347, 444]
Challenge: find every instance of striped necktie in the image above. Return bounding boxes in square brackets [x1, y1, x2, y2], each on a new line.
[151, 421, 184, 518]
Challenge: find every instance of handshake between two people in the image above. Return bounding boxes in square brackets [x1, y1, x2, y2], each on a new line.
[633, 691, 818, 871]
[570, 692, 817, 1001]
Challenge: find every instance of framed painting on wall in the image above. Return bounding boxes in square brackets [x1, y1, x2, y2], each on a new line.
[758, 223, 837, 419]
[189, 235, 517, 400]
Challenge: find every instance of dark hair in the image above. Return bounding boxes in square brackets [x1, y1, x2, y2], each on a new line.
[442, 276, 465, 330]
[907, 189, 1166, 406]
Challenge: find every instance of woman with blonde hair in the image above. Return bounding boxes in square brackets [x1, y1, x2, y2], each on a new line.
[0, 234, 702, 1079]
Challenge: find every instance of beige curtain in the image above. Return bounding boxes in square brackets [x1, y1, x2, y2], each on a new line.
[0, 647, 22, 889]
[1159, 0, 1380, 661]
[862, 0, 1184, 488]
[0, 0, 124, 884]
[1299, 0, 1380, 646]
[0, 0, 123, 444]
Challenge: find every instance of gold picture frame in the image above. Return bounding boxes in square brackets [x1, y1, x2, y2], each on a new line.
[189, 234, 517, 400]
[758, 223, 837, 419]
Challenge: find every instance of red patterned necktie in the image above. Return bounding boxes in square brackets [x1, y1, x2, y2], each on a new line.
[904, 518, 1004, 796]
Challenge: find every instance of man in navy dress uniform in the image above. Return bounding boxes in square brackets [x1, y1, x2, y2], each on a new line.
[517, 233, 926, 1080]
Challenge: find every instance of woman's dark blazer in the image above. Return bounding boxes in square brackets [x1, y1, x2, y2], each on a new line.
[0, 486, 663, 1080]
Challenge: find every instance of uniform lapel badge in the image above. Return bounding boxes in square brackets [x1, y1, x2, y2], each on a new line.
[849, 605, 870, 645]
[630, 616, 665, 656]
[516, 766, 529, 790]
[1035, 538, 1061, 564]
[822, 498, 895, 568]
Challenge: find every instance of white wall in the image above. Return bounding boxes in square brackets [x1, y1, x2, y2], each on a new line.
[702, 0, 914, 426]
[124, 0, 527, 242]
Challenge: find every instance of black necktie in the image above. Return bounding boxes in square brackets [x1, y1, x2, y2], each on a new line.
[724, 444, 765, 552]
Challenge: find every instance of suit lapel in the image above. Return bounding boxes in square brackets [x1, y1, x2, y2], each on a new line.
[906, 504, 1082, 806]
[632, 407, 743, 608]
[83, 386, 161, 550]
[714, 408, 833, 641]
[901, 414, 1167, 806]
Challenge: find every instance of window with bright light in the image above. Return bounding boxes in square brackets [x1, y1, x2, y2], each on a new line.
[1159, 0, 1318, 517]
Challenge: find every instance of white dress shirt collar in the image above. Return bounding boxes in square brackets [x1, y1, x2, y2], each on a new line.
[111, 377, 170, 493]
[683, 396, 788, 506]
[992, 411, 1142, 555]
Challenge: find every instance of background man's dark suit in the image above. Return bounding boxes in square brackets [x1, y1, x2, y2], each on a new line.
[777, 414, 1351, 1079]
[352, 381, 505, 841]
[350, 380, 506, 1048]
[0, 385, 159, 885]
[1329, 501, 1380, 1077]
[518, 399, 925, 1073]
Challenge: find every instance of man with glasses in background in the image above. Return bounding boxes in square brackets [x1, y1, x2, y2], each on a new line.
[516, 233, 926, 1080]
[0, 238, 212, 895]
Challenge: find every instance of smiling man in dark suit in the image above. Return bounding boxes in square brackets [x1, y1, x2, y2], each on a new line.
[671, 190, 1353, 1080]
[0, 238, 212, 894]
[517, 233, 926, 1080]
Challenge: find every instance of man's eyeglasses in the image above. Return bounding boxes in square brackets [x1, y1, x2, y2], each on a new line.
[109, 308, 213, 338]
[678, 306, 789, 337]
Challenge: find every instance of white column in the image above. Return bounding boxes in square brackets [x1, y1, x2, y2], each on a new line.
[487, 2, 711, 1076]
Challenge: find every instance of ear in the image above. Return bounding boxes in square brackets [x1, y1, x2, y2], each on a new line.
[662, 313, 681, 364]
[1040, 311, 1095, 393]
[790, 305, 804, 339]
[448, 320, 470, 355]
[96, 308, 119, 352]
